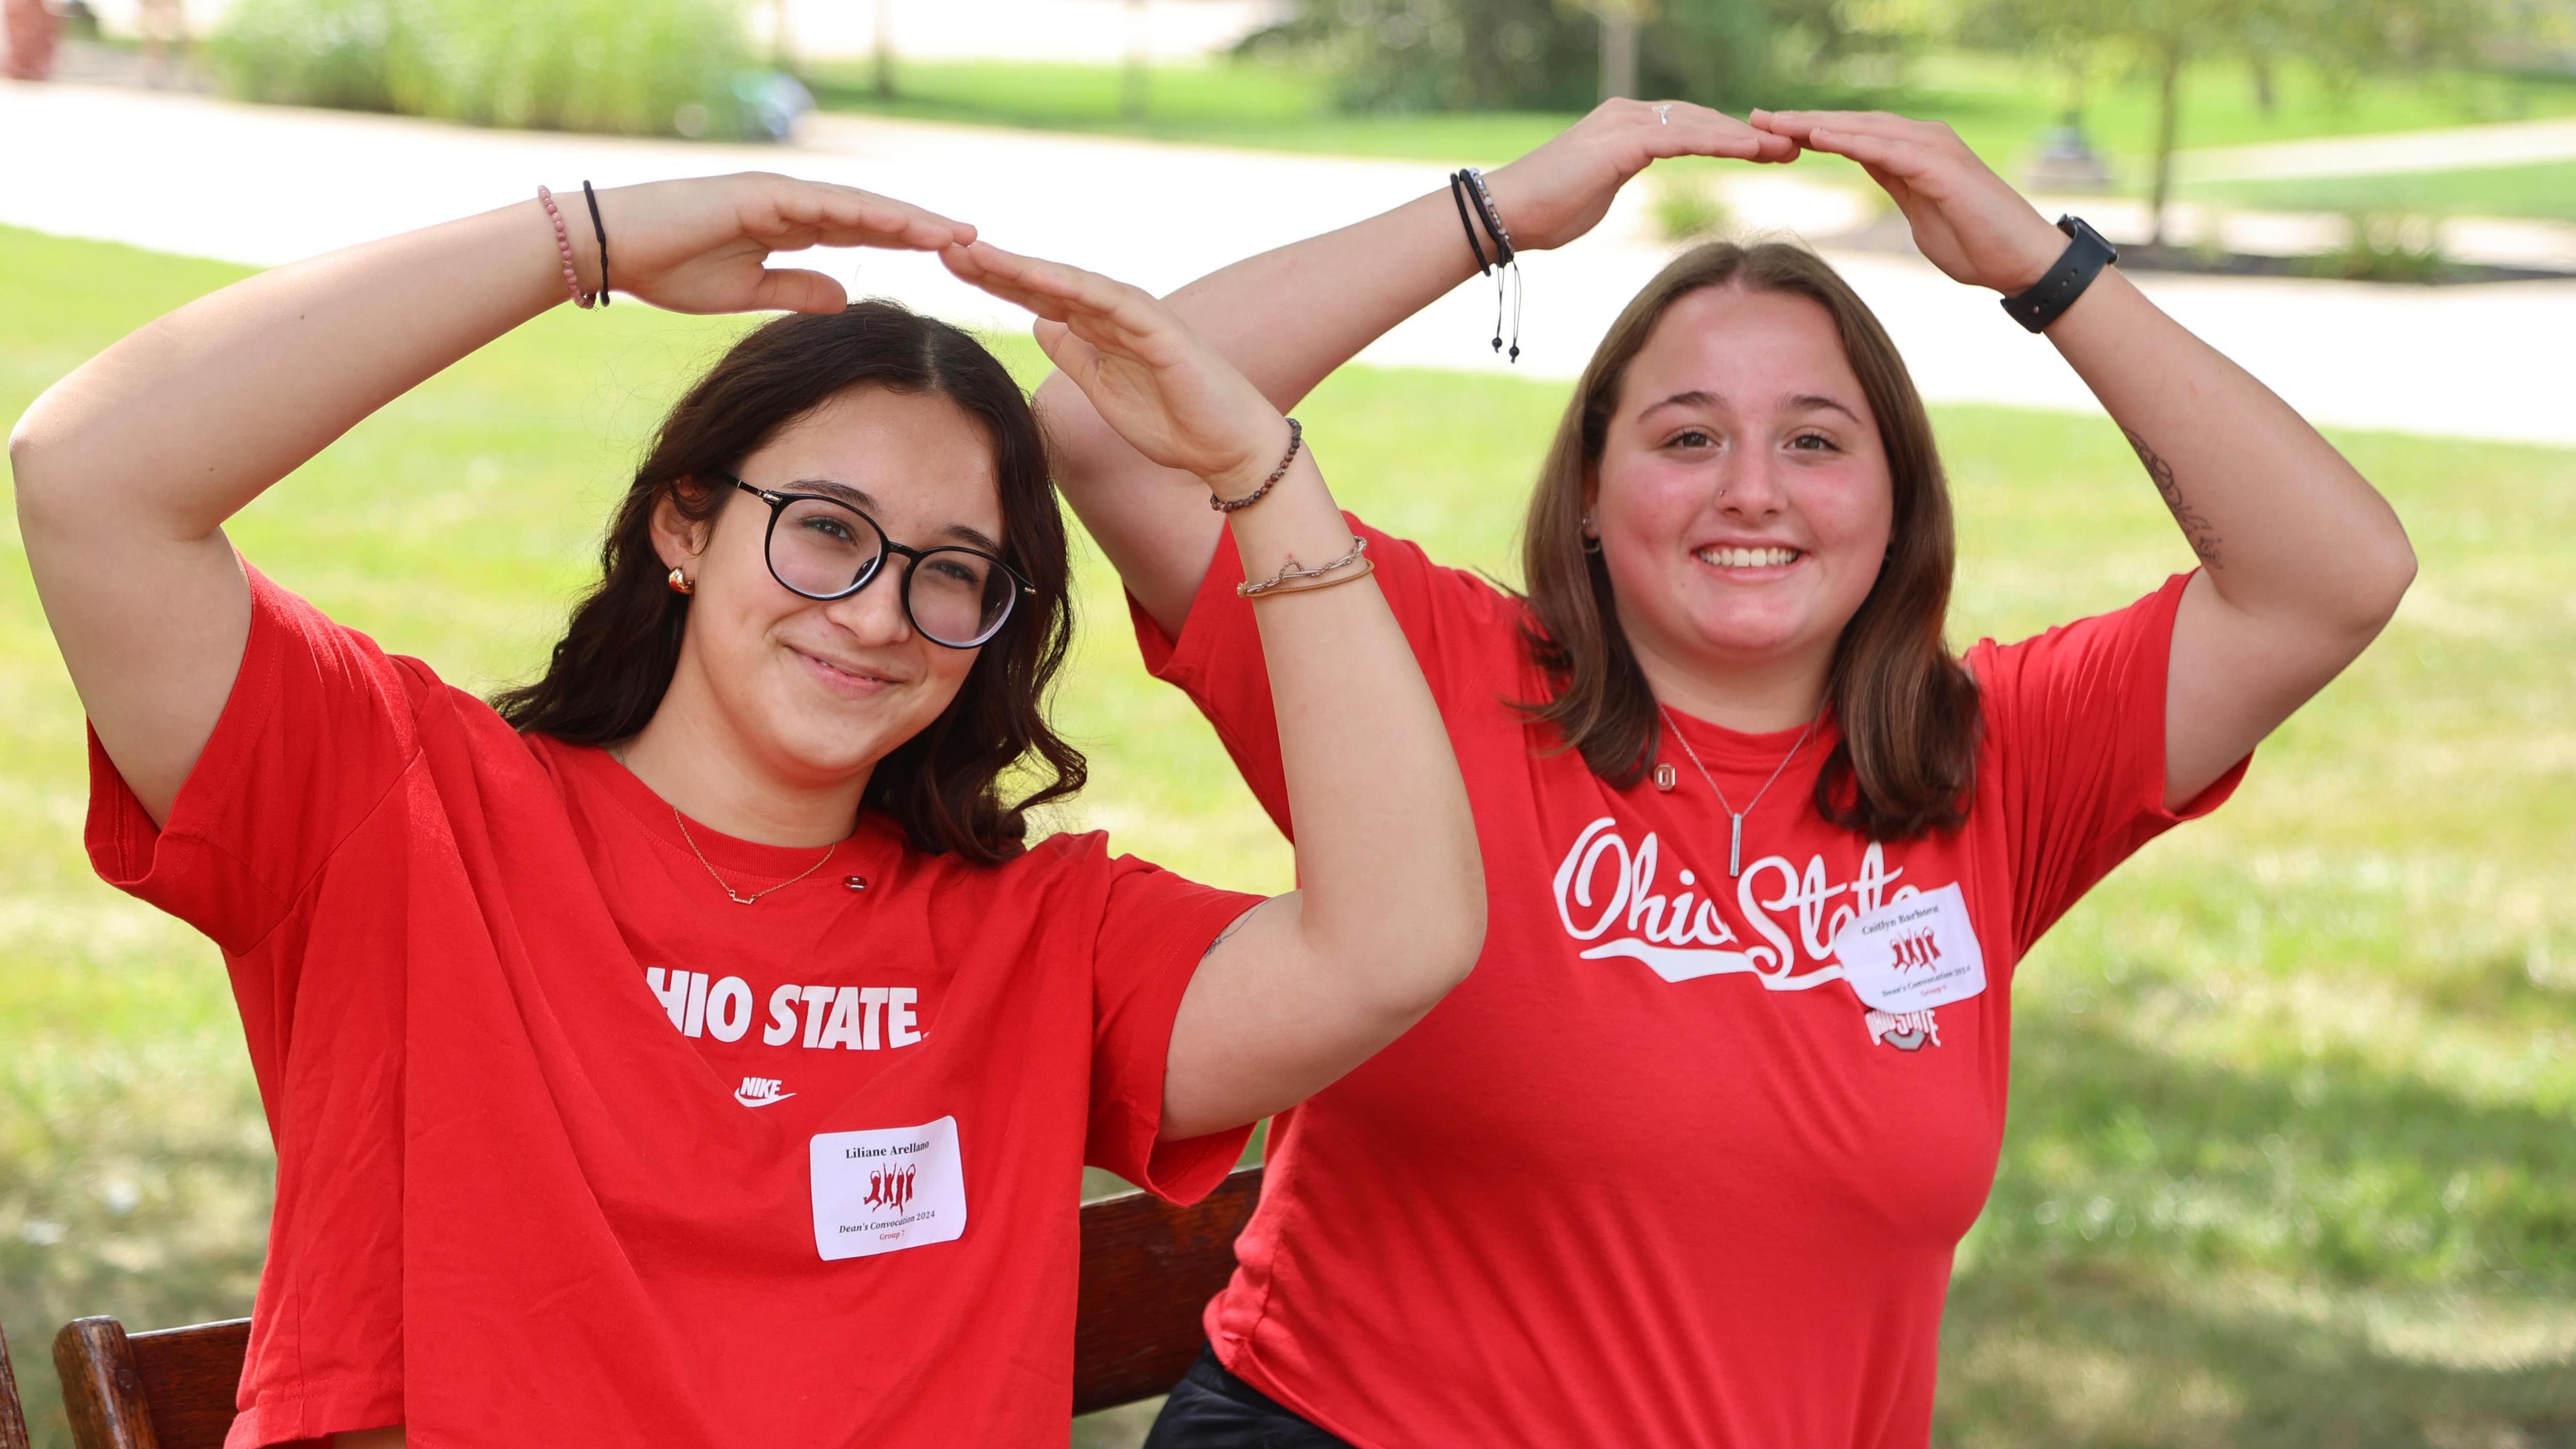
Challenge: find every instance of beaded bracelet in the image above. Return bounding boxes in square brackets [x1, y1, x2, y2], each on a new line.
[1210, 416, 1303, 513]
[537, 186, 594, 309]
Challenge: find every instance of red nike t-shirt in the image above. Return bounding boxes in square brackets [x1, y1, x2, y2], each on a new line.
[85, 565, 1258, 1448]
[1134, 519, 2246, 1448]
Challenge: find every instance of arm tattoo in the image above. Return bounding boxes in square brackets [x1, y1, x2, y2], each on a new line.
[2124, 426, 2222, 569]
[1201, 899, 1269, 959]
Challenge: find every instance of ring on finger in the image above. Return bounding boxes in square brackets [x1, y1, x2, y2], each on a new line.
[1657, 103, 1672, 125]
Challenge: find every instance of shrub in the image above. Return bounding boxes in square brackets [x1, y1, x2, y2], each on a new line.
[2303, 211, 2453, 283]
[1650, 168, 1735, 242]
[211, 0, 755, 139]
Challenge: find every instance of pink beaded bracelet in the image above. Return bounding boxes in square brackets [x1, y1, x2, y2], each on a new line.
[537, 185, 593, 309]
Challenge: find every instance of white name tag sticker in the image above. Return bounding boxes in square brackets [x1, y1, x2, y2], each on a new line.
[809, 1116, 967, 1262]
[1832, 882, 1988, 1015]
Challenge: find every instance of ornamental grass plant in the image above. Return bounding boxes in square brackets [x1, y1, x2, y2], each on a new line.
[209, 0, 753, 138]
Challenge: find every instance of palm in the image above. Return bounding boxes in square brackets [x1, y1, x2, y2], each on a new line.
[1484, 98, 1801, 252]
[1747, 110, 2065, 294]
[585, 174, 976, 316]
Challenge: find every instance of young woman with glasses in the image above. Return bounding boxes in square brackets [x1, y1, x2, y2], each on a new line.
[10, 173, 1483, 1446]
[1017, 103, 2417, 1447]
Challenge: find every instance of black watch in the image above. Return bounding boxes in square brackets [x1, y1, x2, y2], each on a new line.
[2000, 216, 2117, 334]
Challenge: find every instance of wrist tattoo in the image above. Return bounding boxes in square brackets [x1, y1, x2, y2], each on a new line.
[2123, 427, 2222, 569]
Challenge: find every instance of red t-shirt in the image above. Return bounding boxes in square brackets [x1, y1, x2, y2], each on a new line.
[1135, 520, 2245, 1448]
[86, 566, 1258, 1448]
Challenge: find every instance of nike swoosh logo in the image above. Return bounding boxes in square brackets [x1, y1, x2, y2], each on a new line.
[735, 1090, 797, 1108]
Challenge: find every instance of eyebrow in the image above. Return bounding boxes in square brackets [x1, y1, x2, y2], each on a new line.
[788, 477, 1009, 557]
[1633, 390, 1864, 426]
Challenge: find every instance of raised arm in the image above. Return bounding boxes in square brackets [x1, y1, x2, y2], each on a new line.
[10, 175, 971, 824]
[947, 242, 1483, 1138]
[1750, 109, 2416, 809]
[1011, 101, 1799, 634]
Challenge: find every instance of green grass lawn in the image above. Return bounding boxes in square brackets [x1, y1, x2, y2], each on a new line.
[2193, 158, 2576, 224]
[808, 50, 2576, 186]
[5, 223, 2574, 1448]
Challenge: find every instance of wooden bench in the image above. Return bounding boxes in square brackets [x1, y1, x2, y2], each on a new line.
[37, 1165, 1259, 1448]
[2, 1316, 33, 1449]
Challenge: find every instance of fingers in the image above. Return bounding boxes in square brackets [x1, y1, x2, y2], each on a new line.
[1648, 102, 1803, 165]
[749, 267, 849, 315]
[1800, 125, 1939, 181]
[945, 241, 1172, 355]
[754, 174, 976, 251]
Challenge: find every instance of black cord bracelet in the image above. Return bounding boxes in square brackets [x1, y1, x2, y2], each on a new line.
[1448, 168, 1523, 362]
[581, 180, 611, 307]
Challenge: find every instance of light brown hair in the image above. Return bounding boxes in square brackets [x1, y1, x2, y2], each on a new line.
[1516, 239, 1980, 840]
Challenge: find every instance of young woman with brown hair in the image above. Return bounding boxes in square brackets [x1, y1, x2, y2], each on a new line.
[1008, 102, 2417, 1446]
[10, 173, 1483, 1445]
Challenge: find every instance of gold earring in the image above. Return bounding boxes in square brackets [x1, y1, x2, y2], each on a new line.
[667, 568, 693, 595]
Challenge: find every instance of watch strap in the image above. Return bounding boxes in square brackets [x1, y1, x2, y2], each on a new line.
[2000, 216, 2118, 334]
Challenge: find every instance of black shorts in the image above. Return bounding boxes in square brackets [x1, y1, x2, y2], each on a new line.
[1142, 1345, 1357, 1449]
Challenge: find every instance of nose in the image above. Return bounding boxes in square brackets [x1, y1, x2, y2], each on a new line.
[1714, 445, 1788, 517]
[822, 556, 917, 646]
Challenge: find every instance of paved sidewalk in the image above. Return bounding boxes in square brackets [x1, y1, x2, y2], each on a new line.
[5, 81, 2573, 447]
[2180, 116, 2576, 182]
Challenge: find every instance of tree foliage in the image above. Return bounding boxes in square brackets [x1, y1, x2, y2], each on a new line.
[1243, 0, 1917, 112]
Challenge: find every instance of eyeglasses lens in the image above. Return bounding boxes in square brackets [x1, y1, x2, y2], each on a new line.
[771, 497, 883, 599]
[769, 497, 1015, 647]
[908, 549, 1015, 647]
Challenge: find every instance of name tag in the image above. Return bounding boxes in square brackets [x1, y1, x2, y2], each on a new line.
[809, 1117, 967, 1262]
[1832, 882, 1987, 1014]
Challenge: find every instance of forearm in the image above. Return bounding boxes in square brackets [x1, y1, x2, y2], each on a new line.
[12, 198, 583, 540]
[2047, 269, 2415, 630]
[1226, 446, 1482, 996]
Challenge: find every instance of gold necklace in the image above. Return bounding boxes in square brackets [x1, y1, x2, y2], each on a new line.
[672, 807, 838, 906]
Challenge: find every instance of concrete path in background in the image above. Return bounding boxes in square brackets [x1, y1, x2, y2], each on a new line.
[2180, 116, 2576, 182]
[5, 81, 2573, 448]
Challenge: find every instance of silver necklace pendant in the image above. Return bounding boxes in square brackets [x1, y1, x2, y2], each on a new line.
[1728, 814, 1744, 878]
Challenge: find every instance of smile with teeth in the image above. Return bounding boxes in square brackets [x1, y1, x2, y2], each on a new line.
[1694, 545, 1803, 569]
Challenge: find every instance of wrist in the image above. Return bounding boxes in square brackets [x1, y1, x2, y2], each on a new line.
[1993, 218, 2072, 295]
[1206, 414, 1297, 498]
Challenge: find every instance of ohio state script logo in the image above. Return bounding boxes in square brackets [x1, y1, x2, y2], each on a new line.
[1552, 816, 1932, 990]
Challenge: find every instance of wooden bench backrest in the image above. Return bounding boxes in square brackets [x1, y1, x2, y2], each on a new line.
[2, 1316, 34, 1449]
[47, 1164, 1259, 1447]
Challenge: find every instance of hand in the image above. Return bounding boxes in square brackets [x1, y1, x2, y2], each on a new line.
[1482, 98, 1801, 252]
[943, 242, 1287, 492]
[1747, 110, 2066, 293]
[575, 173, 975, 315]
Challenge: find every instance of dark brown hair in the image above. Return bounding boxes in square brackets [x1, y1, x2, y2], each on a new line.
[493, 301, 1083, 863]
[1517, 240, 1980, 841]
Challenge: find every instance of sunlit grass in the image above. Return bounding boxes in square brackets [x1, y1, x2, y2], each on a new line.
[5, 223, 2572, 1447]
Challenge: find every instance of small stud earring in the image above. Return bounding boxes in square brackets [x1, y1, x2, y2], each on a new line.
[667, 568, 693, 595]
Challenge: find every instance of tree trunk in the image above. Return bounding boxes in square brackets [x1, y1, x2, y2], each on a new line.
[1122, 0, 1149, 121]
[771, 0, 794, 74]
[2149, 42, 2184, 248]
[873, 0, 896, 100]
[2250, 52, 2275, 116]
[1600, 13, 1639, 101]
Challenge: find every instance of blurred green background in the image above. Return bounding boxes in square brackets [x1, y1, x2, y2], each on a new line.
[4, 205, 2572, 1446]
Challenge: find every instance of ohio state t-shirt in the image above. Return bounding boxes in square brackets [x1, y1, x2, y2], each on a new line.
[1133, 519, 2245, 1448]
[85, 564, 1258, 1448]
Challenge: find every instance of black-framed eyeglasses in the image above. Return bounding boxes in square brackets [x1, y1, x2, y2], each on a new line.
[725, 475, 1033, 650]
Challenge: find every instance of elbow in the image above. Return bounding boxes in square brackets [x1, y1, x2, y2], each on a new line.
[1377, 869, 1488, 1024]
[2339, 522, 2418, 641]
[1030, 371, 1122, 489]
[9, 402, 71, 537]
